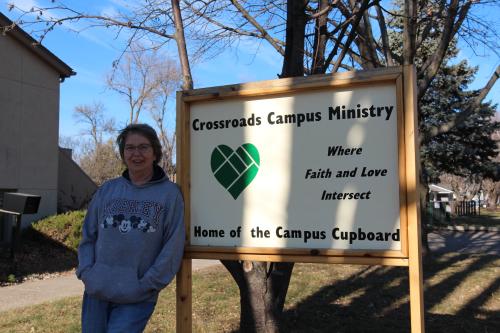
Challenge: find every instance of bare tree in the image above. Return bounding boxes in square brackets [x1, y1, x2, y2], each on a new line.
[482, 178, 500, 208]
[184, 0, 499, 136]
[74, 102, 115, 145]
[5, 1, 193, 88]
[107, 45, 168, 124]
[184, 2, 500, 330]
[59, 135, 81, 160]
[106, 44, 182, 177]
[441, 173, 481, 200]
[149, 81, 181, 177]
[73, 102, 122, 185]
[147, 56, 182, 178]
[79, 139, 123, 186]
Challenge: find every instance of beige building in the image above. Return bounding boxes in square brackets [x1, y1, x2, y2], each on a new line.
[0, 12, 96, 232]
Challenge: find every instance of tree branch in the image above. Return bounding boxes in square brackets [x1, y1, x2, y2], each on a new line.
[415, 2, 446, 50]
[359, 5, 380, 67]
[333, 0, 371, 72]
[422, 65, 500, 144]
[307, 0, 338, 19]
[229, 0, 286, 56]
[375, 3, 395, 66]
[417, 0, 472, 99]
[183, 0, 271, 40]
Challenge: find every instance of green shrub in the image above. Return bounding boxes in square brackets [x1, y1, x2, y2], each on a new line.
[32, 210, 86, 251]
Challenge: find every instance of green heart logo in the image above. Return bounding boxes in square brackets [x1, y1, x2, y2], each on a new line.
[211, 143, 260, 199]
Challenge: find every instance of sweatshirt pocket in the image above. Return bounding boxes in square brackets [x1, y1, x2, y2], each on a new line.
[83, 262, 152, 304]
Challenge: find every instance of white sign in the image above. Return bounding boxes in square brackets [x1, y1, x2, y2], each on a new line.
[190, 85, 400, 250]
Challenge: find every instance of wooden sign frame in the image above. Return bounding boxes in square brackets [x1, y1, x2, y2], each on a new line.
[176, 66, 424, 332]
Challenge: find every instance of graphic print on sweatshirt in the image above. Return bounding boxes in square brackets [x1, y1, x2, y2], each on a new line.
[101, 198, 165, 234]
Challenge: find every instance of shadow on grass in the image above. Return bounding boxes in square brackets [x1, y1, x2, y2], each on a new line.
[0, 228, 77, 285]
[430, 231, 500, 255]
[277, 253, 499, 333]
[451, 212, 500, 227]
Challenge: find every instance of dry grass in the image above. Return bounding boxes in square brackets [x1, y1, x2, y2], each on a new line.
[1, 212, 498, 331]
[1, 253, 498, 333]
[451, 209, 500, 228]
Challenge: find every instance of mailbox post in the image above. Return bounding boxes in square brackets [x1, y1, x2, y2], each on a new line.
[0, 193, 41, 259]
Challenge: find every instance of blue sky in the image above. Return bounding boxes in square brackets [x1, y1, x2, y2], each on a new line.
[2, 0, 284, 139]
[2, 0, 499, 141]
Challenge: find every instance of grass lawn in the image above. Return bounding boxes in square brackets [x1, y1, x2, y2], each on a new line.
[1, 253, 498, 333]
[451, 209, 500, 228]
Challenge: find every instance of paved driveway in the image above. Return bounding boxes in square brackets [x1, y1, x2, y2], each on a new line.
[428, 230, 500, 255]
[0, 259, 221, 313]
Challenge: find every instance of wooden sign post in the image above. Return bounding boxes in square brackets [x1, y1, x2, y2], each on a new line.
[176, 66, 424, 332]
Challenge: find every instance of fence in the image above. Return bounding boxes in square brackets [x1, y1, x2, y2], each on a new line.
[455, 200, 478, 216]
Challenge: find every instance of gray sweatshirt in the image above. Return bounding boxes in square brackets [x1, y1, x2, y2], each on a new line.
[76, 169, 185, 304]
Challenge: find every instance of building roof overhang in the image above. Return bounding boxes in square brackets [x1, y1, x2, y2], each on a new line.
[429, 184, 454, 194]
[0, 12, 76, 81]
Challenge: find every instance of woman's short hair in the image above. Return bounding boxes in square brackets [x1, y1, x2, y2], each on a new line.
[116, 123, 162, 164]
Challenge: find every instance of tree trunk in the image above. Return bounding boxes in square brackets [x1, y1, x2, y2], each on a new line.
[222, 261, 294, 333]
[280, 0, 307, 77]
[311, 0, 329, 74]
[403, 0, 417, 66]
[485, 184, 499, 209]
[419, 176, 430, 257]
[222, 2, 307, 332]
[171, 0, 193, 90]
[403, 0, 431, 257]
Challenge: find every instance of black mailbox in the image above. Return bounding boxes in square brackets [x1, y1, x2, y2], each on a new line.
[3, 193, 41, 215]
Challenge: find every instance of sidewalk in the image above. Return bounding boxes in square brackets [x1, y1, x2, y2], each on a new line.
[1, 229, 499, 313]
[0, 259, 221, 313]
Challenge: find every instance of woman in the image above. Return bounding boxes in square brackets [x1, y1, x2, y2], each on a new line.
[76, 123, 185, 333]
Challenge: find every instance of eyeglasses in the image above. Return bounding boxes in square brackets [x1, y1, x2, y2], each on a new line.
[124, 144, 152, 154]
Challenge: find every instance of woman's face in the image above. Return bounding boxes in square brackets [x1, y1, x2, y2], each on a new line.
[123, 133, 155, 175]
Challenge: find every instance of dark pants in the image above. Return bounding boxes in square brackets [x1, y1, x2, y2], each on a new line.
[81, 293, 156, 333]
